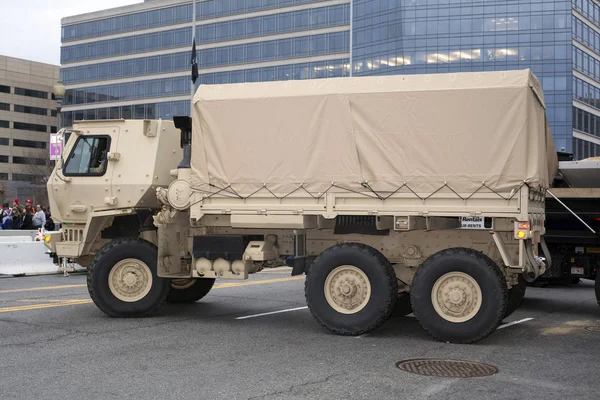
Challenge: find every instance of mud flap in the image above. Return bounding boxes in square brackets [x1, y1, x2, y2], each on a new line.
[290, 255, 317, 276]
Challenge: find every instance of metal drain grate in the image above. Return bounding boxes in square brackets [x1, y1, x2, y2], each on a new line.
[396, 359, 498, 378]
[584, 325, 600, 333]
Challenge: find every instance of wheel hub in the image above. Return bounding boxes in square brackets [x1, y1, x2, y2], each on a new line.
[324, 265, 371, 314]
[431, 272, 482, 323]
[340, 280, 357, 297]
[108, 258, 153, 303]
[123, 272, 138, 287]
[448, 288, 466, 306]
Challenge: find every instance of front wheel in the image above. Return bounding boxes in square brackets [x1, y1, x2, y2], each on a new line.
[87, 238, 170, 317]
[411, 248, 507, 344]
[167, 278, 215, 303]
[305, 243, 397, 336]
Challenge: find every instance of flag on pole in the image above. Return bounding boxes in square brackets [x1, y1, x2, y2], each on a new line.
[191, 37, 198, 84]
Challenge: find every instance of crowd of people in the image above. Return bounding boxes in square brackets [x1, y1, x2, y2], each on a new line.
[0, 198, 55, 231]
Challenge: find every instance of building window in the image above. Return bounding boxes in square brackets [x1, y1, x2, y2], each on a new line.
[0, 85, 9, 94]
[14, 104, 48, 116]
[0, 173, 7, 180]
[0, 120, 9, 129]
[0, 138, 8, 146]
[0, 102, 9, 111]
[12, 156, 46, 166]
[63, 136, 111, 176]
[13, 122, 47, 133]
[14, 87, 48, 99]
[0, 155, 8, 163]
[13, 139, 47, 149]
[12, 174, 39, 182]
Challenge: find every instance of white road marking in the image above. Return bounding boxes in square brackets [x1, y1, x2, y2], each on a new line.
[498, 317, 534, 330]
[236, 306, 308, 320]
[354, 334, 369, 339]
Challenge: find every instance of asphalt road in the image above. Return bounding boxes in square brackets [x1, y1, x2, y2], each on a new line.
[0, 269, 599, 400]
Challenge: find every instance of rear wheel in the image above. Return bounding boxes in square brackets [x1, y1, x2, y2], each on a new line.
[167, 278, 215, 303]
[305, 243, 397, 336]
[411, 248, 507, 344]
[504, 274, 526, 319]
[87, 238, 170, 317]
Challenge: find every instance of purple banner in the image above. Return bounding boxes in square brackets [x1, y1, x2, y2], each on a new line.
[49, 133, 61, 161]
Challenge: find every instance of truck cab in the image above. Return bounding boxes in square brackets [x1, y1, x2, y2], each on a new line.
[46, 119, 182, 267]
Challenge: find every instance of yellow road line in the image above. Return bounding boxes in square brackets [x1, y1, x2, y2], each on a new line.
[16, 299, 89, 303]
[260, 267, 293, 272]
[0, 299, 93, 313]
[0, 275, 305, 314]
[214, 276, 304, 289]
[0, 284, 86, 294]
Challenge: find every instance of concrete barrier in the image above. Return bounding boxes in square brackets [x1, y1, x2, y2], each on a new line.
[0, 231, 84, 277]
[0, 236, 32, 243]
[0, 230, 38, 241]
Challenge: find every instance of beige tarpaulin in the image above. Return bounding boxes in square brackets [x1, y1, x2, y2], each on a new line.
[190, 70, 558, 196]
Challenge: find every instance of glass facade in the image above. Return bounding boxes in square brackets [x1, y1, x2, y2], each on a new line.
[60, 100, 191, 128]
[61, 0, 600, 159]
[61, 0, 331, 42]
[64, 76, 192, 106]
[61, 31, 349, 85]
[349, 0, 599, 158]
[61, 4, 349, 64]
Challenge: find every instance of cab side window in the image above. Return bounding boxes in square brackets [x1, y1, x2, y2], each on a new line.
[63, 136, 111, 176]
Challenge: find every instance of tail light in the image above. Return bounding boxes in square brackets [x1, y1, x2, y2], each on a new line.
[515, 221, 531, 240]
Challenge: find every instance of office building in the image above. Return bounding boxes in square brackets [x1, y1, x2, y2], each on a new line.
[0, 56, 60, 202]
[60, 0, 599, 159]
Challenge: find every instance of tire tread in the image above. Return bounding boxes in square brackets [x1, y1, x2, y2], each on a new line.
[305, 242, 397, 336]
[411, 247, 508, 344]
[87, 237, 169, 318]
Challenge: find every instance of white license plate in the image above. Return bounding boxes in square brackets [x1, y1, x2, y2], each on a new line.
[571, 267, 584, 276]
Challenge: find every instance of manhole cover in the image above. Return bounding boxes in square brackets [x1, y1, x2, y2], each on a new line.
[584, 325, 600, 333]
[396, 359, 498, 378]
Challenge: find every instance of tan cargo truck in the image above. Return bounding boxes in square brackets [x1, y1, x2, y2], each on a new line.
[45, 70, 557, 344]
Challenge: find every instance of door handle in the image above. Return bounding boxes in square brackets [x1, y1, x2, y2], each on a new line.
[70, 204, 87, 213]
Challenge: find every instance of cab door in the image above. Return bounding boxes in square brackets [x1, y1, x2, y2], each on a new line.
[49, 126, 119, 224]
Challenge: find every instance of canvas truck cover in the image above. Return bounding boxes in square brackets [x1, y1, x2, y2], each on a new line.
[190, 70, 558, 198]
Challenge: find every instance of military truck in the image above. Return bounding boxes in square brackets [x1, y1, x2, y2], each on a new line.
[45, 70, 557, 344]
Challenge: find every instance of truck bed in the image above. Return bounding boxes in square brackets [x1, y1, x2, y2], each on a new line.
[193, 186, 542, 225]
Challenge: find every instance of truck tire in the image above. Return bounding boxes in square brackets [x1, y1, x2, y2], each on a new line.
[504, 274, 526, 319]
[392, 293, 413, 317]
[411, 248, 507, 344]
[87, 238, 170, 318]
[595, 271, 600, 306]
[305, 243, 397, 336]
[167, 278, 215, 303]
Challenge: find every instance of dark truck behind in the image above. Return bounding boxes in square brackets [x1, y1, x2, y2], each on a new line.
[543, 152, 600, 305]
